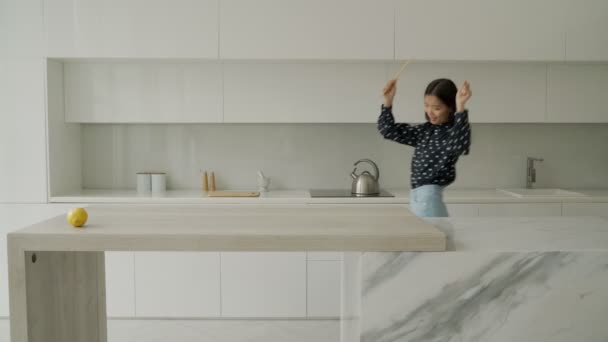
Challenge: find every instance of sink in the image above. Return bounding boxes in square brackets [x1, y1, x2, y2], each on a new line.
[498, 188, 587, 198]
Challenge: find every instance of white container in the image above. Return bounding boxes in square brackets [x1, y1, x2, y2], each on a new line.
[151, 173, 167, 193]
[136, 173, 151, 194]
[257, 171, 271, 192]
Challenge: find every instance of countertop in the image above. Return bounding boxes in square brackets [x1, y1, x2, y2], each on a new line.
[8, 205, 446, 252]
[49, 188, 608, 204]
[10, 205, 608, 253]
[426, 216, 608, 251]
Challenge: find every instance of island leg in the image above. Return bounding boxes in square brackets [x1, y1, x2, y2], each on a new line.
[8, 244, 107, 342]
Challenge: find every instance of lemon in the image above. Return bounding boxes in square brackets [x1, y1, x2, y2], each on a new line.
[67, 208, 88, 228]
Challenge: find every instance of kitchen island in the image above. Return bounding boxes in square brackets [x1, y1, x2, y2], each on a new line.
[347, 216, 608, 342]
[7, 206, 608, 342]
[7, 205, 444, 342]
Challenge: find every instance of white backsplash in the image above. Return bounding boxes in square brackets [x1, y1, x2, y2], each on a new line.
[81, 123, 608, 190]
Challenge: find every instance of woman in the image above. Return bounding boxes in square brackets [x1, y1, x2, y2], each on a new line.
[378, 78, 472, 217]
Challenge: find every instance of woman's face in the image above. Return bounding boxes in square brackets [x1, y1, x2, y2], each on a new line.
[424, 95, 452, 125]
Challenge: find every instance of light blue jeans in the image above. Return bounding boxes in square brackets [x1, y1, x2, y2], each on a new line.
[409, 185, 449, 217]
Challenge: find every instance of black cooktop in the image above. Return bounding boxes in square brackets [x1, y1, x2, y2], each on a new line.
[309, 189, 394, 198]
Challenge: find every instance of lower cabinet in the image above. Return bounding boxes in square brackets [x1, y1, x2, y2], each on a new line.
[478, 203, 562, 217]
[446, 204, 480, 217]
[307, 260, 341, 317]
[562, 202, 608, 216]
[134, 252, 221, 317]
[220, 252, 306, 317]
[105, 252, 135, 317]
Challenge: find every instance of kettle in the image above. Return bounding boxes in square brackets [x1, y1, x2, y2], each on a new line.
[351, 159, 380, 196]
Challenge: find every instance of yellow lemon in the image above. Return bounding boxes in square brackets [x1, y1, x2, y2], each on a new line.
[67, 208, 88, 228]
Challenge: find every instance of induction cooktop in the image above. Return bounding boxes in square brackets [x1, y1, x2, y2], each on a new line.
[309, 189, 394, 198]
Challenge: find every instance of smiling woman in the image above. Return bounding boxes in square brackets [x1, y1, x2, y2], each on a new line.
[378, 77, 472, 217]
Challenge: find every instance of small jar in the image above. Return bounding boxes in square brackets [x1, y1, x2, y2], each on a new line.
[136, 173, 152, 194]
[151, 173, 167, 193]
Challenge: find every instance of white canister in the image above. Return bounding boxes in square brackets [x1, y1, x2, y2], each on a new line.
[136, 173, 152, 194]
[151, 173, 167, 193]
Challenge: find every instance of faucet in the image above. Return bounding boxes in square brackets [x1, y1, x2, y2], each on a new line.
[526, 157, 544, 189]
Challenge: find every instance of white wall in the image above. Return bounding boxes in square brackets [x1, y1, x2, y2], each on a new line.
[80, 122, 608, 191]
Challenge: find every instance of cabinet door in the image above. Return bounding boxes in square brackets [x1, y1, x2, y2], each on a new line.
[565, 0, 608, 61]
[0, 59, 47, 202]
[307, 261, 341, 317]
[45, 0, 219, 58]
[547, 65, 608, 123]
[0, 0, 45, 58]
[105, 252, 135, 317]
[308, 252, 343, 261]
[221, 252, 306, 317]
[134, 252, 221, 317]
[446, 204, 479, 217]
[389, 62, 547, 124]
[562, 203, 608, 217]
[220, 0, 394, 60]
[395, 0, 566, 61]
[64, 62, 223, 123]
[478, 203, 562, 217]
[223, 63, 386, 123]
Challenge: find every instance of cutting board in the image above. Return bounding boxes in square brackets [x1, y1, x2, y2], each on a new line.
[207, 191, 260, 197]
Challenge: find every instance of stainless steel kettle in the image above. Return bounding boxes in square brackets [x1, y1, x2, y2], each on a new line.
[351, 159, 380, 196]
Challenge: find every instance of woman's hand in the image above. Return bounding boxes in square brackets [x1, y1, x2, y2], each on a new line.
[456, 80, 472, 113]
[383, 79, 397, 107]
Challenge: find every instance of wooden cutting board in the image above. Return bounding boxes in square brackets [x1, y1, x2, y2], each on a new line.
[207, 191, 260, 197]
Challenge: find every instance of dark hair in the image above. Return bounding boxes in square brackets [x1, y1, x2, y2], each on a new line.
[424, 78, 457, 122]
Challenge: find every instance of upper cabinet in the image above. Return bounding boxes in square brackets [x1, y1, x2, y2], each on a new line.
[547, 64, 608, 123]
[565, 0, 608, 61]
[395, 0, 567, 61]
[64, 61, 223, 123]
[223, 63, 387, 123]
[0, 0, 45, 58]
[390, 62, 547, 123]
[45, 0, 219, 58]
[219, 0, 394, 60]
[42, 0, 608, 62]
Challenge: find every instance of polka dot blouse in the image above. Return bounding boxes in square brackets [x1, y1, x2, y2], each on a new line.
[377, 105, 471, 189]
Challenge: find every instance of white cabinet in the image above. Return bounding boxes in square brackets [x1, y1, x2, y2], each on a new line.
[0, 0, 45, 58]
[395, 0, 566, 61]
[134, 252, 221, 317]
[478, 203, 562, 217]
[308, 252, 343, 261]
[307, 261, 341, 317]
[221, 252, 306, 317]
[562, 203, 608, 217]
[220, 0, 394, 60]
[45, 0, 219, 58]
[446, 204, 479, 217]
[64, 62, 223, 123]
[389, 62, 548, 124]
[547, 65, 608, 123]
[223, 63, 386, 123]
[565, 0, 608, 61]
[105, 252, 135, 317]
[0, 59, 48, 202]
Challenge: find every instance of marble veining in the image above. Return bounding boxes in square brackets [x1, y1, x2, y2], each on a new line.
[361, 251, 608, 342]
